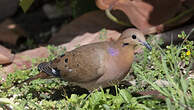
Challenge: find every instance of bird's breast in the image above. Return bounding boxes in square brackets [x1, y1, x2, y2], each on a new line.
[96, 47, 134, 84]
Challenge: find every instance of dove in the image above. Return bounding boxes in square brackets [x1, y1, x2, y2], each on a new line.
[10, 28, 152, 91]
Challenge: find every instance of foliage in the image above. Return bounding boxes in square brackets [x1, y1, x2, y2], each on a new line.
[0, 30, 194, 109]
[19, 0, 97, 18]
[70, 0, 97, 18]
[133, 29, 194, 109]
[99, 28, 108, 40]
[19, 0, 34, 13]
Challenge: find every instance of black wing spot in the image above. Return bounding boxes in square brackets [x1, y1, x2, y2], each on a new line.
[122, 43, 129, 47]
[65, 58, 68, 63]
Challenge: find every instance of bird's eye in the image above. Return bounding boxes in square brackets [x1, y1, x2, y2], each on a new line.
[132, 34, 136, 39]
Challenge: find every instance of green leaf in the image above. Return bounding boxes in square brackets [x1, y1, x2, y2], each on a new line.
[180, 75, 188, 94]
[119, 89, 132, 103]
[28, 100, 43, 110]
[19, 0, 34, 13]
[166, 98, 174, 110]
[102, 104, 111, 110]
[0, 98, 22, 110]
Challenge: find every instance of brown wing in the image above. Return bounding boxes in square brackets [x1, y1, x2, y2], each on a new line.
[50, 42, 108, 83]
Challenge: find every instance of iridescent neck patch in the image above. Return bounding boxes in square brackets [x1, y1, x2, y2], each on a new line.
[108, 48, 119, 56]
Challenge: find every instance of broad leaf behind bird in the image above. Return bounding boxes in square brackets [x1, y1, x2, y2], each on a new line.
[7, 28, 152, 91]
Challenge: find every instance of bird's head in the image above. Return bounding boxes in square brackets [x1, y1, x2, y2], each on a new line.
[119, 28, 152, 51]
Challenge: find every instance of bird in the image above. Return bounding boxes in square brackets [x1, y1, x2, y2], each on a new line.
[10, 28, 152, 91]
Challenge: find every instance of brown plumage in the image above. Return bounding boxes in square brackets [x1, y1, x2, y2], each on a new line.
[11, 28, 152, 91]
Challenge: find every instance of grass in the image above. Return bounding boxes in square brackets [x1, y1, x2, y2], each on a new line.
[0, 29, 193, 109]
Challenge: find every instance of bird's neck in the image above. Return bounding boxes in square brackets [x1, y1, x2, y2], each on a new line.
[108, 40, 135, 59]
[110, 41, 135, 71]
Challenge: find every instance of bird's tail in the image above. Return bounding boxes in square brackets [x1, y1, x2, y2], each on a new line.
[3, 71, 50, 91]
[3, 62, 53, 91]
[19, 71, 50, 84]
[18, 62, 54, 85]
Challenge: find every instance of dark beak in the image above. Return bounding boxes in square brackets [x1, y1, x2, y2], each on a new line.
[142, 42, 152, 51]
